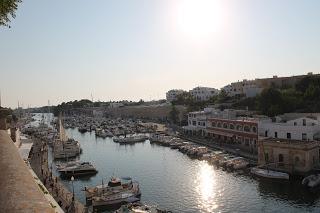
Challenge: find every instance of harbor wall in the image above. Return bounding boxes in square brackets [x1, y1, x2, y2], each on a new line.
[0, 130, 54, 213]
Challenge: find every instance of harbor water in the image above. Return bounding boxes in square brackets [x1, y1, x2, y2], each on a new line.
[47, 127, 320, 213]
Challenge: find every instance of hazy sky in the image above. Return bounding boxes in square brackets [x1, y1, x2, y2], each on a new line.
[1, 0, 320, 108]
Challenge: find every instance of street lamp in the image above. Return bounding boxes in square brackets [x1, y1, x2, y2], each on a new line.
[71, 176, 75, 201]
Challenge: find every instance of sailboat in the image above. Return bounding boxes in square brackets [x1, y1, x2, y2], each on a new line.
[53, 115, 81, 159]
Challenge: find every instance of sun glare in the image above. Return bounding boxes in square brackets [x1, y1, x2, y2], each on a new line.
[175, 0, 226, 42]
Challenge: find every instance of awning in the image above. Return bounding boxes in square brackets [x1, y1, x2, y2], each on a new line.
[207, 129, 234, 137]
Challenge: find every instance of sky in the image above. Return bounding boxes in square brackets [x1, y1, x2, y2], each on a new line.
[1, 0, 320, 108]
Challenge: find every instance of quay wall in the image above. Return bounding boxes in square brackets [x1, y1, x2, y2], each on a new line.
[104, 105, 187, 121]
[0, 130, 54, 213]
[68, 105, 187, 121]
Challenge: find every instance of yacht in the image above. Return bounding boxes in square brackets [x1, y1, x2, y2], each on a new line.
[57, 161, 98, 177]
[85, 177, 141, 204]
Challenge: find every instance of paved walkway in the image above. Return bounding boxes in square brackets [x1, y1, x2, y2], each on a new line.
[30, 138, 88, 213]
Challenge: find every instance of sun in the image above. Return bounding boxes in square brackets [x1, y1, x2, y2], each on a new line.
[175, 0, 226, 42]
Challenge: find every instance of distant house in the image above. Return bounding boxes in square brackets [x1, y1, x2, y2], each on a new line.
[189, 86, 219, 101]
[166, 89, 185, 102]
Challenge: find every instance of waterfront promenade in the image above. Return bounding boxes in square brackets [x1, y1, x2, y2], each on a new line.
[30, 137, 88, 213]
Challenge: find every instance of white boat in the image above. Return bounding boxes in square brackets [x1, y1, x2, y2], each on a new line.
[302, 174, 320, 187]
[92, 191, 139, 207]
[85, 177, 141, 203]
[115, 203, 171, 213]
[57, 161, 98, 177]
[115, 135, 149, 144]
[251, 167, 289, 180]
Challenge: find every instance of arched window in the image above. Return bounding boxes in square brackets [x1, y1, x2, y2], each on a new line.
[217, 122, 222, 128]
[252, 126, 257, 133]
[211, 122, 216, 127]
[236, 125, 243, 131]
[244, 125, 250, 132]
[223, 123, 228, 129]
[229, 124, 234, 129]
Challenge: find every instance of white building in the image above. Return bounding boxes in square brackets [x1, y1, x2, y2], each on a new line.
[259, 117, 320, 141]
[109, 102, 124, 108]
[166, 89, 185, 102]
[189, 87, 219, 101]
[223, 80, 263, 98]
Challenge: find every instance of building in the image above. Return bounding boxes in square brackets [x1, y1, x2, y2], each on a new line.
[206, 116, 258, 153]
[166, 89, 185, 102]
[189, 86, 219, 101]
[223, 72, 319, 98]
[183, 108, 216, 136]
[258, 138, 320, 174]
[259, 117, 320, 141]
[223, 80, 263, 98]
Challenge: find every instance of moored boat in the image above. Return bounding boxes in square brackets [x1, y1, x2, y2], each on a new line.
[251, 167, 289, 180]
[57, 161, 98, 177]
[302, 174, 320, 188]
[85, 177, 141, 204]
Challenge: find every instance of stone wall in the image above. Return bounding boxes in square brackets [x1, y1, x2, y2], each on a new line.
[0, 130, 54, 213]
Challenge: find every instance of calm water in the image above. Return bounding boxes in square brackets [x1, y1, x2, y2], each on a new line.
[34, 114, 320, 213]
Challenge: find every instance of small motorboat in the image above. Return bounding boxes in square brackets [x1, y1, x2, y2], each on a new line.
[251, 167, 289, 180]
[57, 161, 98, 177]
[302, 174, 320, 188]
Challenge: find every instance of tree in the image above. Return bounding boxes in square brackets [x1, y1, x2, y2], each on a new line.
[257, 88, 284, 117]
[216, 89, 228, 103]
[0, 0, 22, 27]
[169, 104, 179, 124]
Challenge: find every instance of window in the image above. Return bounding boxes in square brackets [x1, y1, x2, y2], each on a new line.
[198, 122, 201, 126]
[295, 156, 300, 164]
[265, 131, 268, 137]
[279, 154, 284, 162]
[252, 126, 257, 133]
[275, 132, 278, 138]
[217, 122, 222, 128]
[229, 124, 234, 129]
[294, 122, 297, 126]
[302, 133, 307, 140]
[265, 153, 269, 162]
[303, 119, 306, 126]
[245, 138, 249, 146]
[211, 122, 216, 127]
[244, 126, 250, 132]
[287, 133, 291, 139]
[192, 121, 196, 126]
[236, 125, 243, 131]
[223, 123, 228, 129]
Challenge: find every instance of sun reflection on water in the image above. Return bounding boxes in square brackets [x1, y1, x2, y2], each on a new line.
[195, 161, 219, 213]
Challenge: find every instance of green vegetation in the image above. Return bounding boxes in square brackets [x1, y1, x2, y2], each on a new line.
[0, 0, 22, 27]
[232, 75, 320, 117]
[169, 104, 180, 124]
[170, 76, 320, 117]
